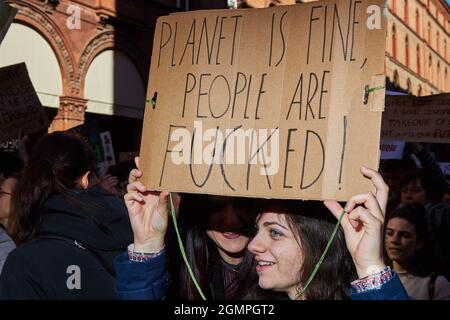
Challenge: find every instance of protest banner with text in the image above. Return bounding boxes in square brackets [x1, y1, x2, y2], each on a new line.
[139, 0, 386, 201]
[0, 63, 49, 143]
[382, 94, 450, 144]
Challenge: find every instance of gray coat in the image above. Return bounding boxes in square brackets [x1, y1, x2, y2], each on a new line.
[0, 227, 15, 275]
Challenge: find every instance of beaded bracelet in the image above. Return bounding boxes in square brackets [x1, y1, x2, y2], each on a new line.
[127, 243, 165, 263]
[351, 266, 394, 293]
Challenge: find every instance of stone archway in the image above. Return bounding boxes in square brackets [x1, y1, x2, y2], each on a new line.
[10, 1, 77, 95]
[78, 30, 148, 98]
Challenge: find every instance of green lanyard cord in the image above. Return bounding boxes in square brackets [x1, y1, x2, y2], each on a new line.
[169, 192, 344, 301]
[169, 193, 207, 300]
[295, 210, 346, 300]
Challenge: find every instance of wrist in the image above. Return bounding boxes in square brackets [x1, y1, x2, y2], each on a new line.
[133, 237, 165, 253]
[356, 263, 387, 279]
[127, 243, 165, 263]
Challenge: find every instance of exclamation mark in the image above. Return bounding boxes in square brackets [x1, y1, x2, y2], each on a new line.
[338, 116, 347, 190]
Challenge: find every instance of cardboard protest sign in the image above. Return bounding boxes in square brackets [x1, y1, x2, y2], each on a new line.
[139, 0, 387, 201]
[382, 94, 450, 144]
[0, 63, 49, 143]
[0, 1, 17, 46]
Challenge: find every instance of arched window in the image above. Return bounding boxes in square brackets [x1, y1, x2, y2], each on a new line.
[437, 61, 440, 88]
[405, 36, 409, 67]
[445, 40, 447, 61]
[392, 0, 396, 13]
[429, 54, 433, 83]
[404, 0, 408, 22]
[85, 50, 146, 119]
[406, 78, 412, 94]
[445, 68, 448, 92]
[392, 24, 397, 59]
[428, 22, 431, 44]
[415, 9, 420, 34]
[416, 44, 421, 76]
[436, 32, 440, 53]
[393, 70, 400, 88]
[0, 23, 62, 109]
[418, 85, 422, 97]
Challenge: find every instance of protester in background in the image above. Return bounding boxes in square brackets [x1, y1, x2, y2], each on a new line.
[400, 143, 447, 207]
[0, 173, 20, 274]
[115, 162, 408, 300]
[0, 172, 20, 230]
[400, 170, 435, 207]
[384, 205, 450, 299]
[0, 132, 133, 299]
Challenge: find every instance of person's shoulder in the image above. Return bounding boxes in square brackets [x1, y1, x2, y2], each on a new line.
[0, 228, 13, 243]
[0, 229, 15, 255]
[436, 275, 450, 287]
[433, 275, 450, 300]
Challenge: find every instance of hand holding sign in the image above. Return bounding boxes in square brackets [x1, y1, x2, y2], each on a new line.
[125, 157, 169, 253]
[324, 167, 388, 279]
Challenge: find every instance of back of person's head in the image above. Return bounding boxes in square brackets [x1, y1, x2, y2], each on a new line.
[9, 132, 95, 244]
[384, 204, 431, 276]
[248, 200, 356, 300]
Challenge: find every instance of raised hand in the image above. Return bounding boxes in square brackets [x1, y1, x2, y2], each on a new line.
[124, 157, 169, 253]
[324, 167, 389, 278]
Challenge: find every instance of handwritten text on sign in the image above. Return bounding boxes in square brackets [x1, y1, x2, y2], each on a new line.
[139, 0, 386, 201]
[0, 63, 48, 143]
[382, 94, 450, 144]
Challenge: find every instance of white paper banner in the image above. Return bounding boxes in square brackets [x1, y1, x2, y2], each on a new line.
[380, 140, 405, 160]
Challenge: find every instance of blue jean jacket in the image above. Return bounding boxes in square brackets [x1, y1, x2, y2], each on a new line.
[114, 252, 408, 300]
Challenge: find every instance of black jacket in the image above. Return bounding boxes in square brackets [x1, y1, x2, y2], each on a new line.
[0, 188, 132, 299]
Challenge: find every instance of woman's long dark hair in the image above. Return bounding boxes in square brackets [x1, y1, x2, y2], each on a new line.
[384, 204, 431, 277]
[9, 132, 95, 244]
[247, 200, 357, 300]
[166, 194, 257, 300]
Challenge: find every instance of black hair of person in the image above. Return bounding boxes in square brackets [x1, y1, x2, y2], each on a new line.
[9, 132, 97, 244]
[400, 170, 439, 204]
